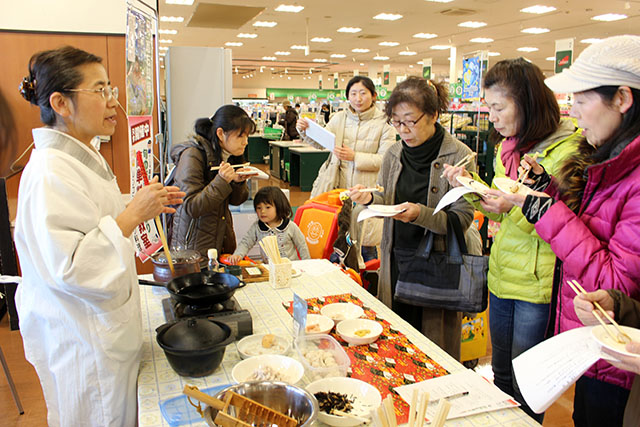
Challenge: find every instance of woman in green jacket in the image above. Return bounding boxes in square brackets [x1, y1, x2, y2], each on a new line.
[443, 58, 581, 421]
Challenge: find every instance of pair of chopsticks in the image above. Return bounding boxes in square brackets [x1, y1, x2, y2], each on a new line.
[567, 279, 632, 344]
[406, 390, 452, 427]
[210, 162, 250, 171]
[135, 152, 175, 276]
[258, 235, 282, 264]
[374, 395, 397, 427]
[440, 152, 476, 178]
[510, 153, 540, 193]
[356, 185, 384, 193]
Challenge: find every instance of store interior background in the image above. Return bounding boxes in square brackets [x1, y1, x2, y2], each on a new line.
[1, 0, 639, 425]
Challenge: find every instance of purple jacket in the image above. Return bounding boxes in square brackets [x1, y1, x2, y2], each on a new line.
[536, 134, 640, 390]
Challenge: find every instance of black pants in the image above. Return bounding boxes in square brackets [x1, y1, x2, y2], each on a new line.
[573, 376, 630, 427]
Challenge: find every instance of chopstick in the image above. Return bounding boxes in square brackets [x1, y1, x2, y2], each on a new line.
[510, 153, 540, 193]
[567, 280, 631, 344]
[259, 235, 282, 264]
[332, 409, 371, 424]
[135, 152, 175, 276]
[407, 389, 418, 427]
[376, 405, 389, 427]
[356, 185, 384, 193]
[415, 391, 429, 427]
[431, 400, 452, 427]
[383, 395, 397, 427]
[210, 162, 250, 171]
[440, 152, 476, 178]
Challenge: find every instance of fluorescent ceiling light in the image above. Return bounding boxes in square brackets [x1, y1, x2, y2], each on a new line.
[373, 55, 389, 60]
[488, 51, 500, 56]
[458, 21, 486, 28]
[158, 29, 177, 35]
[470, 37, 493, 43]
[430, 45, 451, 50]
[521, 27, 550, 34]
[581, 38, 602, 44]
[399, 51, 417, 56]
[313, 58, 328, 62]
[275, 51, 291, 55]
[413, 33, 438, 39]
[360, 63, 365, 66]
[262, 56, 277, 61]
[238, 33, 258, 38]
[159, 39, 173, 44]
[409, 64, 414, 68]
[225, 42, 243, 47]
[159, 46, 169, 51]
[275, 4, 304, 13]
[520, 5, 556, 14]
[591, 13, 627, 21]
[337, 27, 362, 33]
[352, 48, 370, 53]
[417, 61, 424, 65]
[517, 47, 539, 52]
[546, 57, 555, 61]
[160, 16, 184, 22]
[330, 53, 347, 58]
[379, 41, 399, 46]
[373, 13, 403, 21]
[253, 21, 277, 27]
[290, 45, 307, 50]
[165, 0, 194, 4]
[311, 37, 332, 43]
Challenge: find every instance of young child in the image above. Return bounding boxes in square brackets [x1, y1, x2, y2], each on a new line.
[229, 186, 310, 264]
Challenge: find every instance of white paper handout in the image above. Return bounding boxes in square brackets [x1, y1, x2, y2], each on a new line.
[395, 369, 519, 421]
[304, 118, 335, 151]
[357, 204, 407, 222]
[433, 186, 476, 215]
[513, 326, 603, 414]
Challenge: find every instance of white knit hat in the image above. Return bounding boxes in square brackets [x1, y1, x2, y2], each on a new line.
[545, 35, 640, 93]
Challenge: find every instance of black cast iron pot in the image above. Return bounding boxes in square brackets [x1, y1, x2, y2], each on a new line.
[156, 318, 234, 377]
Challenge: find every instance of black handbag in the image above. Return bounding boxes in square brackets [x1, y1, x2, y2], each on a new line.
[393, 212, 488, 313]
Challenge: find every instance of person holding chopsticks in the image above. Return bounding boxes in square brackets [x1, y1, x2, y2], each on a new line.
[442, 58, 580, 422]
[169, 104, 256, 265]
[496, 36, 640, 426]
[14, 46, 185, 426]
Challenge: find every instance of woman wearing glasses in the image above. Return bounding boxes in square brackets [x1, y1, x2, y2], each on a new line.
[442, 59, 580, 421]
[350, 76, 480, 360]
[14, 46, 185, 426]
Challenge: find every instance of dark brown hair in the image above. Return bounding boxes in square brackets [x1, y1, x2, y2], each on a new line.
[194, 104, 256, 164]
[346, 76, 376, 97]
[385, 76, 449, 119]
[253, 186, 292, 221]
[483, 58, 560, 150]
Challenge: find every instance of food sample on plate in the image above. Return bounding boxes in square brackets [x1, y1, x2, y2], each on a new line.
[247, 365, 290, 382]
[302, 348, 338, 368]
[314, 391, 354, 415]
[261, 334, 275, 348]
[306, 323, 321, 333]
[239, 335, 288, 357]
[354, 329, 370, 337]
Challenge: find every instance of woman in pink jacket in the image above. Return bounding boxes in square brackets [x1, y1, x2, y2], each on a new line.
[499, 35, 640, 426]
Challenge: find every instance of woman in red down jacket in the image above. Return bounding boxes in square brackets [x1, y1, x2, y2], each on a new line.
[498, 35, 640, 427]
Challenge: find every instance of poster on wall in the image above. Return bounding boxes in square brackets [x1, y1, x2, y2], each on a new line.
[334, 73, 339, 89]
[383, 64, 390, 86]
[422, 58, 432, 80]
[462, 53, 482, 101]
[555, 38, 574, 74]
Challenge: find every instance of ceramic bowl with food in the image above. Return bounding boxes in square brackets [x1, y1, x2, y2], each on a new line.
[320, 303, 364, 325]
[295, 334, 350, 381]
[336, 319, 383, 346]
[236, 333, 291, 359]
[231, 354, 304, 384]
[306, 377, 382, 426]
[304, 313, 334, 335]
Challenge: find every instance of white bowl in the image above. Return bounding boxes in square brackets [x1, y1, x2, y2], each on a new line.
[236, 333, 291, 359]
[306, 377, 382, 426]
[231, 354, 304, 384]
[305, 313, 334, 335]
[320, 303, 364, 325]
[336, 318, 383, 346]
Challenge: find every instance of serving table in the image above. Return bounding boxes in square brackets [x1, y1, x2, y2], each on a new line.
[137, 259, 539, 426]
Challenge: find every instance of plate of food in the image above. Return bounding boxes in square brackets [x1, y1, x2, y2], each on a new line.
[456, 176, 490, 195]
[236, 166, 269, 179]
[591, 325, 640, 358]
[306, 377, 382, 426]
[493, 176, 533, 196]
[236, 333, 291, 359]
[367, 204, 406, 216]
[304, 314, 334, 335]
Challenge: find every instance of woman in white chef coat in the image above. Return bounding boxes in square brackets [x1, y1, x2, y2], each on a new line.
[14, 46, 185, 427]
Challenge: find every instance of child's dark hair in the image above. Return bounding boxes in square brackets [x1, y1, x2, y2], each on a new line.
[194, 104, 256, 163]
[253, 186, 292, 220]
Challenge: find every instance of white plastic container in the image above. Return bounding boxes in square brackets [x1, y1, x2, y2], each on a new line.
[295, 334, 350, 382]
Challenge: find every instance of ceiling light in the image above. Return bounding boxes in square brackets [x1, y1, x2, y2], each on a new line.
[160, 16, 184, 22]
[311, 37, 332, 43]
[225, 42, 243, 47]
[413, 33, 438, 39]
[288, 76, 291, 80]
[275, 51, 291, 56]
[379, 41, 399, 46]
[488, 52, 500, 56]
[159, 29, 178, 35]
[159, 46, 169, 51]
[591, 13, 627, 21]
[290, 45, 307, 50]
[373, 13, 403, 21]
[238, 33, 258, 38]
[521, 27, 550, 34]
[352, 48, 370, 53]
[520, 5, 556, 14]
[313, 58, 328, 62]
[337, 27, 362, 33]
[409, 65, 414, 68]
[262, 56, 277, 61]
[458, 21, 487, 28]
[373, 55, 390, 60]
[399, 51, 417, 56]
[546, 57, 555, 61]
[330, 54, 347, 58]
[581, 38, 602, 44]
[417, 61, 424, 65]
[470, 37, 494, 43]
[165, 0, 194, 4]
[275, 5, 304, 13]
[253, 21, 278, 27]
[160, 39, 173, 44]
[517, 47, 539, 52]
[430, 45, 451, 50]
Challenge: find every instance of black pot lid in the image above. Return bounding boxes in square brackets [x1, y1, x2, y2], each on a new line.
[159, 318, 230, 351]
[154, 249, 201, 264]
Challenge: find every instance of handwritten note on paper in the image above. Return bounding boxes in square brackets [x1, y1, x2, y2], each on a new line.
[304, 118, 335, 151]
[433, 186, 476, 215]
[513, 326, 602, 414]
[394, 370, 518, 421]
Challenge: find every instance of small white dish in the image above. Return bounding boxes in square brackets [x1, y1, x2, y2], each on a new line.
[320, 303, 364, 325]
[305, 313, 334, 335]
[236, 166, 269, 180]
[336, 318, 383, 346]
[591, 325, 640, 358]
[231, 354, 304, 384]
[368, 204, 406, 216]
[493, 176, 533, 196]
[456, 175, 489, 195]
[306, 377, 382, 426]
[236, 333, 291, 359]
[291, 268, 302, 278]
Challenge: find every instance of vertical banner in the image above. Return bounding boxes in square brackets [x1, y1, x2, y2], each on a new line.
[383, 64, 390, 86]
[555, 38, 574, 74]
[353, 69, 359, 77]
[422, 58, 432, 80]
[333, 73, 339, 89]
[462, 53, 482, 101]
[318, 74, 323, 90]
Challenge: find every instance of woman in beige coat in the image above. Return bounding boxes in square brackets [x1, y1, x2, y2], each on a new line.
[297, 76, 396, 261]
